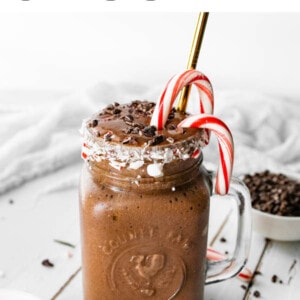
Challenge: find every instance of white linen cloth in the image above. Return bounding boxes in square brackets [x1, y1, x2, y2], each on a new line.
[0, 84, 299, 195]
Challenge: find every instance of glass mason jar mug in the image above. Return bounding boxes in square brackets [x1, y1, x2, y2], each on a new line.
[79, 102, 251, 300]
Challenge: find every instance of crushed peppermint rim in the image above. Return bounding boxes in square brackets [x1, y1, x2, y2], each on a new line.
[81, 122, 206, 171]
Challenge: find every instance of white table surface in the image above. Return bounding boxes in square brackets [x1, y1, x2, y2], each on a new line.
[1, 161, 299, 300]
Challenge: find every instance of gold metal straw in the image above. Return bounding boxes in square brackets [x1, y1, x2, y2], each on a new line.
[176, 12, 209, 112]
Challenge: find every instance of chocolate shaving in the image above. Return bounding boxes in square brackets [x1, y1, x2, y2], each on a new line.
[123, 127, 133, 134]
[289, 259, 297, 273]
[131, 127, 140, 134]
[254, 271, 262, 276]
[42, 259, 54, 268]
[124, 114, 134, 122]
[150, 135, 166, 146]
[143, 126, 157, 137]
[54, 239, 76, 248]
[104, 132, 113, 141]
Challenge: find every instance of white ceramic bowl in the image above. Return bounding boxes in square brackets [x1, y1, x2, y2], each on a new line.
[252, 208, 300, 241]
[0, 289, 41, 300]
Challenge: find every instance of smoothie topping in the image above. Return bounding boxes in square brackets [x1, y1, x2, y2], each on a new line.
[80, 98, 208, 172]
[80, 105, 206, 173]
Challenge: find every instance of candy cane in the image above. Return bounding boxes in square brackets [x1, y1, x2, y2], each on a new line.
[207, 247, 252, 282]
[178, 114, 234, 195]
[150, 70, 214, 129]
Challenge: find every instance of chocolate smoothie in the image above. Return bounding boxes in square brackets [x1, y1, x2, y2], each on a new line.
[79, 100, 212, 300]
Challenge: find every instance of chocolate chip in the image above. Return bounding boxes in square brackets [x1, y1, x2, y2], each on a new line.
[150, 135, 166, 146]
[91, 119, 98, 127]
[243, 170, 300, 216]
[220, 237, 227, 243]
[253, 290, 261, 298]
[143, 126, 156, 137]
[113, 108, 122, 114]
[271, 274, 278, 283]
[168, 124, 177, 130]
[42, 259, 54, 268]
[168, 109, 176, 120]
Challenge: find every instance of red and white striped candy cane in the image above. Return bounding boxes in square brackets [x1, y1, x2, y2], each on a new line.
[207, 247, 252, 282]
[150, 70, 214, 129]
[178, 114, 234, 195]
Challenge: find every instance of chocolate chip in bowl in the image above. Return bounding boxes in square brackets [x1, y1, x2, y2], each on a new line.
[243, 170, 300, 241]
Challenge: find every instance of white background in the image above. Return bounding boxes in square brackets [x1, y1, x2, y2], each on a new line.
[0, 12, 300, 98]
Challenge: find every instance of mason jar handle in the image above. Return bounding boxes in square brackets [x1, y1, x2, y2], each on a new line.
[205, 172, 252, 284]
